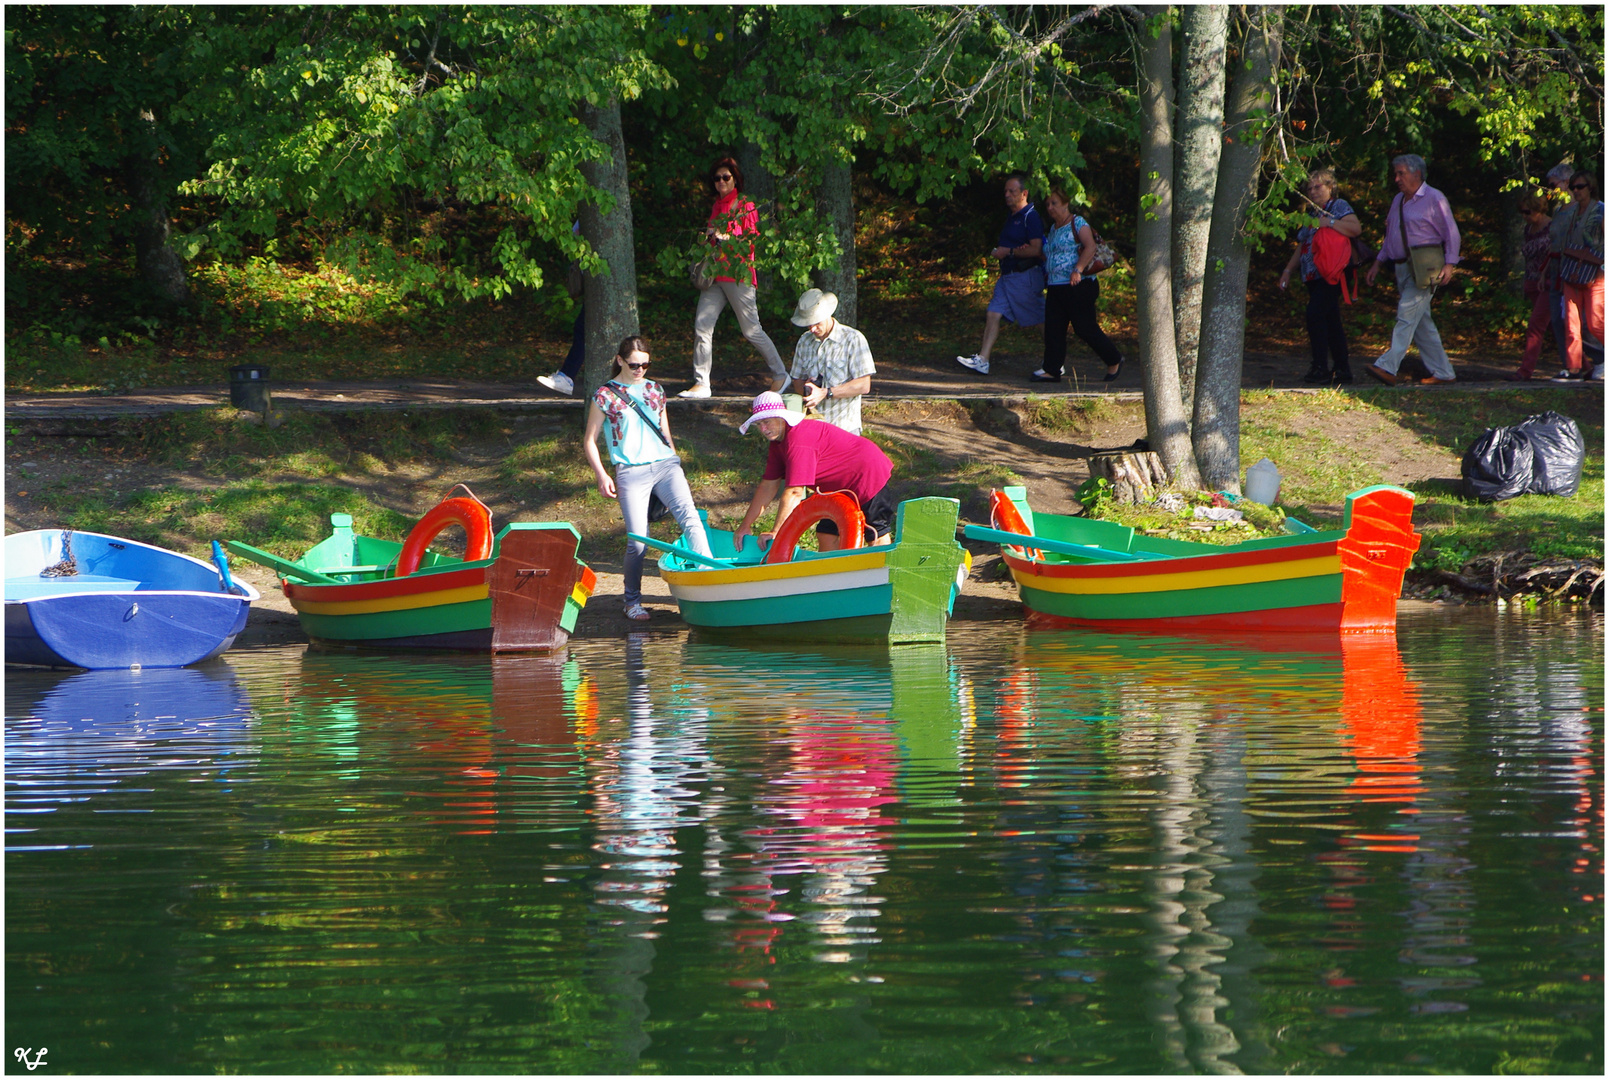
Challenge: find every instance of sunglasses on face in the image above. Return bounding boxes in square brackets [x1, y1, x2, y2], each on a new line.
[1570, 183, 1589, 190]
[624, 360, 651, 370]
[714, 174, 733, 182]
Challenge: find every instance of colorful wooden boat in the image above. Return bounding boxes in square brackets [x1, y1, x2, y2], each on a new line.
[5, 529, 259, 669]
[964, 484, 1421, 634]
[225, 498, 595, 653]
[638, 496, 971, 645]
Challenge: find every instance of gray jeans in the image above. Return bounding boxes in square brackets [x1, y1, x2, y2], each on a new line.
[616, 455, 711, 606]
[691, 280, 787, 386]
[1374, 263, 1455, 380]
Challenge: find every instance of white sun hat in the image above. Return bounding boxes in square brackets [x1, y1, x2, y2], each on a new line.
[790, 288, 839, 327]
[738, 391, 807, 434]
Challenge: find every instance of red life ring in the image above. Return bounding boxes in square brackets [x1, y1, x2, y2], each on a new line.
[764, 491, 867, 564]
[396, 497, 495, 576]
[989, 489, 1041, 559]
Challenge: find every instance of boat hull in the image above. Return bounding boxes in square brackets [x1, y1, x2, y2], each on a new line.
[998, 486, 1420, 634]
[4, 530, 258, 669]
[279, 523, 594, 654]
[660, 498, 970, 645]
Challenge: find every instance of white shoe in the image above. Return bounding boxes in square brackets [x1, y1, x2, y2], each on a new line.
[956, 354, 990, 375]
[1591, 366, 1605, 382]
[537, 371, 574, 396]
[624, 603, 651, 621]
[678, 383, 712, 399]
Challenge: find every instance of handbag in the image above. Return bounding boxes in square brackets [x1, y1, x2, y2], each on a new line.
[690, 254, 714, 291]
[603, 383, 674, 522]
[1084, 222, 1119, 274]
[1396, 193, 1445, 289]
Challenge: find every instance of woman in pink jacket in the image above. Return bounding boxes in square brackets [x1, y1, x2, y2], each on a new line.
[681, 156, 788, 399]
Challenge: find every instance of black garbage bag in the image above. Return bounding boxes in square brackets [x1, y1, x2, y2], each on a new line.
[1462, 425, 1534, 501]
[1514, 410, 1585, 497]
[1461, 411, 1585, 501]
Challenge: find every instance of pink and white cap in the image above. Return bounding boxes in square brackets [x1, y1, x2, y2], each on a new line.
[738, 391, 806, 434]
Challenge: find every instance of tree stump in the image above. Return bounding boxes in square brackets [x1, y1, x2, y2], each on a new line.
[1087, 450, 1170, 504]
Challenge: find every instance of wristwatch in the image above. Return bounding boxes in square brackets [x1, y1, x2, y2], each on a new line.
[825, 385, 834, 400]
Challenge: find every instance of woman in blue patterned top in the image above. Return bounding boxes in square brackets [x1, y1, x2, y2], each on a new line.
[1277, 168, 1362, 384]
[583, 336, 713, 621]
[1034, 188, 1124, 383]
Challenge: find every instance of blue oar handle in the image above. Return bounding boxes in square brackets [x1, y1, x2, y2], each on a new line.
[962, 524, 1152, 562]
[626, 532, 733, 569]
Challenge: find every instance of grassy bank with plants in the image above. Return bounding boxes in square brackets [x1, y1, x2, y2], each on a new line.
[7, 384, 1600, 606]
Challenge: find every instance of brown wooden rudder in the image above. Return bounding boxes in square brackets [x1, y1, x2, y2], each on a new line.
[488, 528, 581, 653]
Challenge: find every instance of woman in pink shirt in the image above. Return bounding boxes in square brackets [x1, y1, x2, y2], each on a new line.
[682, 156, 788, 400]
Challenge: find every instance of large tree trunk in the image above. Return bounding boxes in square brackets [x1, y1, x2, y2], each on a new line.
[577, 95, 641, 399]
[1171, 5, 1229, 411]
[812, 159, 858, 326]
[1132, 6, 1203, 492]
[1192, 8, 1284, 493]
[127, 109, 190, 307]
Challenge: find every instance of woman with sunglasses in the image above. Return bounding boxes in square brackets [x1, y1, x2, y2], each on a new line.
[683, 156, 789, 400]
[1509, 194, 1557, 381]
[584, 336, 713, 621]
[1554, 171, 1605, 383]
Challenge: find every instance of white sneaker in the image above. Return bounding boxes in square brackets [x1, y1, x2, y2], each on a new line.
[678, 383, 712, 399]
[956, 354, 990, 375]
[537, 371, 574, 396]
[1591, 366, 1605, 382]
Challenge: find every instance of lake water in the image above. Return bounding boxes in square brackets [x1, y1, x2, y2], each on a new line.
[6, 607, 1602, 1074]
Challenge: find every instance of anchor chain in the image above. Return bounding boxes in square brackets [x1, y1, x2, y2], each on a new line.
[39, 529, 78, 577]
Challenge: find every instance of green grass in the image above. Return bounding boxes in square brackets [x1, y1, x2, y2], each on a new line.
[1239, 388, 1603, 568]
[40, 479, 415, 560]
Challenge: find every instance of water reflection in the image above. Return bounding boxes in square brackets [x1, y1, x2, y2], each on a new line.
[4, 612, 1600, 1075]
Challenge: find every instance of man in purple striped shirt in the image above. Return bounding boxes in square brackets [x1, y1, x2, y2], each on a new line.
[1364, 155, 1461, 385]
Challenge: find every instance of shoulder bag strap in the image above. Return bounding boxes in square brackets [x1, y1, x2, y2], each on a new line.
[604, 383, 672, 447]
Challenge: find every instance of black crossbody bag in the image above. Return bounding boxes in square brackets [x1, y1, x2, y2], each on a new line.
[603, 382, 673, 522]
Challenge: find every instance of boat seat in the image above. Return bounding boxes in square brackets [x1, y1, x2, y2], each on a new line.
[5, 574, 144, 600]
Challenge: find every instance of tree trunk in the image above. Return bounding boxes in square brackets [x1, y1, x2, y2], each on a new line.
[1192, 8, 1284, 493]
[127, 110, 190, 307]
[577, 95, 641, 399]
[1132, 6, 1204, 492]
[1172, 4, 1229, 410]
[1089, 450, 1170, 505]
[812, 159, 858, 326]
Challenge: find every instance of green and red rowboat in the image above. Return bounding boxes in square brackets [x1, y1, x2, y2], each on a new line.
[637, 496, 971, 645]
[226, 497, 595, 653]
[964, 484, 1421, 634]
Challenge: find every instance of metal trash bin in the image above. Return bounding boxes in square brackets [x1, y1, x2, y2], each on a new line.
[228, 364, 271, 412]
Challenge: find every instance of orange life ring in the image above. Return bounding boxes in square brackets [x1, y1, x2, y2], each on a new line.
[396, 496, 494, 576]
[764, 491, 867, 564]
[989, 489, 1041, 559]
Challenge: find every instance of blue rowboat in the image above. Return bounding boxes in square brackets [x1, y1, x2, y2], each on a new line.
[5, 530, 259, 669]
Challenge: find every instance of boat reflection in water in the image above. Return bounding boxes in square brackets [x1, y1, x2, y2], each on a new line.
[1002, 627, 1427, 1073]
[8, 664, 255, 741]
[277, 649, 598, 835]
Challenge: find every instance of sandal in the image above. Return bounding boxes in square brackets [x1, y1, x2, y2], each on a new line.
[624, 603, 651, 621]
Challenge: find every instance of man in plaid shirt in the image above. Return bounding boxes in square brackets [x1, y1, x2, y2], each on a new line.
[787, 289, 876, 435]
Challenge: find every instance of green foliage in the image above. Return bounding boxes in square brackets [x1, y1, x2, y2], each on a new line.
[1075, 476, 1112, 514]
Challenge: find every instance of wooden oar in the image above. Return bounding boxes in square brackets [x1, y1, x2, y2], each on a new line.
[626, 533, 735, 570]
[962, 524, 1157, 563]
[222, 540, 342, 584]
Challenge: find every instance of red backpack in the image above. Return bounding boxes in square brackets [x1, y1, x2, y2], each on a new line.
[1310, 226, 1354, 302]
